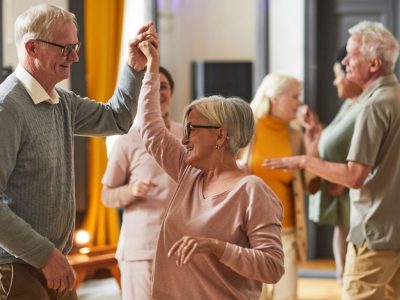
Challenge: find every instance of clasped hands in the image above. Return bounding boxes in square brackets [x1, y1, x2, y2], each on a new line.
[128, 22, 159, 71]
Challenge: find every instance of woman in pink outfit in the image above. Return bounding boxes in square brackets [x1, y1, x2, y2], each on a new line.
[102, 66, 181, 300]
[136, 39, 284, 299]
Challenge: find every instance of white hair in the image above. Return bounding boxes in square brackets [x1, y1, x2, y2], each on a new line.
[14, 4, 77, 59]
[349, 21, 399, 72]
[250, 73, 301, 119]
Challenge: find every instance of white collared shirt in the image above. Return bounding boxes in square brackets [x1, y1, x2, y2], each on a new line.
[14, 65, 60, 104]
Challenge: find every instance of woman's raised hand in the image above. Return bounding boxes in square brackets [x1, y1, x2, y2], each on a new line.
[138, 32, 160, 73]
[127, 22, 159, 71]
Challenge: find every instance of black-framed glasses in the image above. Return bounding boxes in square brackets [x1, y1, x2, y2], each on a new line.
[36, 39, 81, 56]
[184, 123, 221, 139]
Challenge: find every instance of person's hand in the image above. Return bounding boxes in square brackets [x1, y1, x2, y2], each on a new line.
[298, 105, 323, 155]
[130, 180, 157, 200]
[297, 105, 320, 130]
[138, 39, 160, 73]
[127, 22, 159, 71]
[262, 155, 306, 170]
[326, 182, 346, 197]
[168, 236, 225, 266]
[41, 248, 76, 292]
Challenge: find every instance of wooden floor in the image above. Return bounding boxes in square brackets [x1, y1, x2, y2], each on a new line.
[298, 277, 340, 300]
[77, 259, 341, 300]
[298, 259, 341, 300]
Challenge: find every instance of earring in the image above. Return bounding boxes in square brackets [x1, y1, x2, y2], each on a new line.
[215, 145, 221, 150]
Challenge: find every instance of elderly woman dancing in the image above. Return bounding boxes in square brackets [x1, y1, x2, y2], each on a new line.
[135, 38, 284, 299]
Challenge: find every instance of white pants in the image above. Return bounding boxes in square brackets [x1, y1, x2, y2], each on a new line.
[260, 230, 298, 300]
[119, 259, 153, 300]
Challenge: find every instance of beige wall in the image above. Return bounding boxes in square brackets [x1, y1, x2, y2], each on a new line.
[158, 0, 257, 122]
[269, 0, 305, 81]
[158, 0, 305, 122]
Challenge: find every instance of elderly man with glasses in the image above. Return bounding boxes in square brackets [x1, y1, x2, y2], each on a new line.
[0, 4, 157, 300]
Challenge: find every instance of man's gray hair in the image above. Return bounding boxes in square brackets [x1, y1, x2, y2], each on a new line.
[14, 4, 77, 59]
[184, 96, 255, 155]
[349, 21, 399, 72]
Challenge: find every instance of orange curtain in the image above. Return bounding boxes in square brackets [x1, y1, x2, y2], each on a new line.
[82, 0, 124, 246]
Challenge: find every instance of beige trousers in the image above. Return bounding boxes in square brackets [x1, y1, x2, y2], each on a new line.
[342, 242, 400, 300]
[0, 263, 77, 300]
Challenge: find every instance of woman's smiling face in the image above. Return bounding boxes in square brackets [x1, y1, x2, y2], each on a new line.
[181, 109, 220, 168]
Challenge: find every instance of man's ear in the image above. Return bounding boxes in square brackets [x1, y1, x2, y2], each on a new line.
[370, 57, 382, 72]
[25, 39, 38, 57]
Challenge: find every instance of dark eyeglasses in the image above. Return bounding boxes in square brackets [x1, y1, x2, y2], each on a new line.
[184, 123, 221, 139]
[36, 39, 81, 56]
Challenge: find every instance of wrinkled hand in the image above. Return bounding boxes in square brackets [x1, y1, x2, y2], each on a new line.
[127, 22, 159, 71]
[138, 39, 159, 66]
[41, 248, 76, 292]
[326, 182, 346, 197]
[131, 180, 157, 200]
[168, 236, 225, 266]
[262, 155, 306, 170]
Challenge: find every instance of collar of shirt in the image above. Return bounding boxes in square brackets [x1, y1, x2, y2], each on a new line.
[358, 73, 398, 104]
[14, 65, 60, 105]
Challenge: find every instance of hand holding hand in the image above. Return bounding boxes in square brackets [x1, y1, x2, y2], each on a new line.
[130, 179, 157, 200]
[127, 22, 159, 71]
[168, 236, 225, 266]
[41, 248, 76, 292]
[138, 39, 160, 73]
[262, 155, 307, 170]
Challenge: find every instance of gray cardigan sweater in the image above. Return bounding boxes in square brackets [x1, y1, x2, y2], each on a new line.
[0, 64, 144, 268]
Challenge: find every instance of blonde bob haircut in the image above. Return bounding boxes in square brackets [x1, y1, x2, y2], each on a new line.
[184, 96, 254, 155]
[250, 73, 301, 120]
[14, 4, 77, 59]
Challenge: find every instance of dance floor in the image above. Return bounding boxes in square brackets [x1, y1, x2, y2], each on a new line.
[77, 259, 341, 300]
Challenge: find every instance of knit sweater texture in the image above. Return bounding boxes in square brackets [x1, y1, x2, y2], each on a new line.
[0, 64, 143, 268]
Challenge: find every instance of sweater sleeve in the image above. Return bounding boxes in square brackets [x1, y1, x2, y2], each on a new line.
[219, 180, 284, 284]
[101, 136, 135, 208]
[136, 72, 186, 182]
[72, 64, 144, 136]
[0, 107, 54, 268]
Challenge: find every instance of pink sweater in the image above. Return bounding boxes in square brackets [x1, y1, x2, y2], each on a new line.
[137, 73, 284, 300]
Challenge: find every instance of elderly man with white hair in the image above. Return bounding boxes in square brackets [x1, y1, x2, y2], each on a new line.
[0, 4, 157, 299]
[264, 21, 400, 299]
